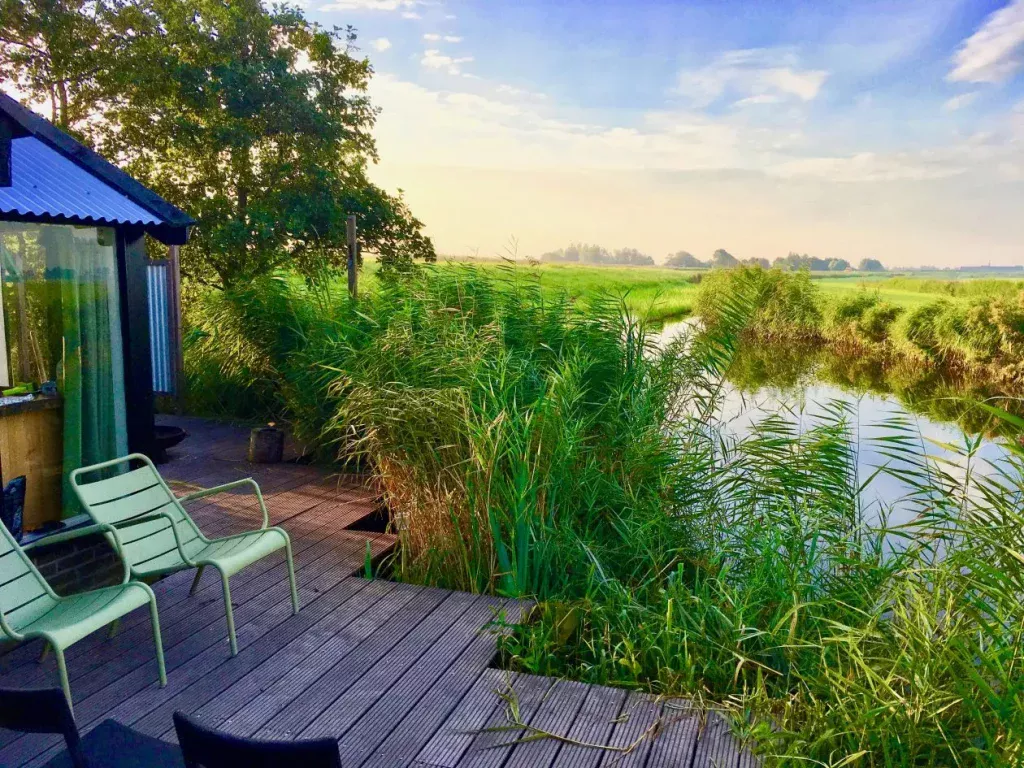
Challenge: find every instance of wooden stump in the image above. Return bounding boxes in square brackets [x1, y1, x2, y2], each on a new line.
[248, 426, 284, 463]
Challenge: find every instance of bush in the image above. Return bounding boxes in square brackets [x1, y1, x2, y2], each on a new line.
[696, 266, 820, 339]
[856, 301, 904, 343]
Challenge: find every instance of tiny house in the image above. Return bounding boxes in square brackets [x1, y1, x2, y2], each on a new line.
[0, 93, 194, 531]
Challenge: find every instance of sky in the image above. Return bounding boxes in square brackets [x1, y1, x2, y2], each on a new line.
[301, 0, 1024, 267]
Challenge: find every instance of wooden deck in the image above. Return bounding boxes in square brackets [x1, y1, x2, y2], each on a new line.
[0, 416, 756, 767]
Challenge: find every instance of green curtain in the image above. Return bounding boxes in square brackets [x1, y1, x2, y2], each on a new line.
[43, 226, 127, 516]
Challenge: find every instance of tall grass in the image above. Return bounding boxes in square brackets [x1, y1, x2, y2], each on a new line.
[182, 264, 1024, 765]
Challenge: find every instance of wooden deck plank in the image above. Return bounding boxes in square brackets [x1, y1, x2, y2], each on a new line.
[554, 686, 629, 768]
[598, 692, 661, 768]
[643, 700, 700, 768]
[415, 668, 509, 767]
[358, 601, 524, 768]
[181, 584, 453, 740]
[505, 679, 591, 768]
[458, 673, 554, 768]
[261, 590, 485, 742]
[691, 712, 744, 768]
[310, 596, 506, 766]
[128, 580, 408, 740]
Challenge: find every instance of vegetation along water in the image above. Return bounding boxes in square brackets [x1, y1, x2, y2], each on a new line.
[184, 264, 1024, 766]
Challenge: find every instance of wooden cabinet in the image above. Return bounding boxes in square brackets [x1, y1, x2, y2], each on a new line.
[0, 396, 63, 531]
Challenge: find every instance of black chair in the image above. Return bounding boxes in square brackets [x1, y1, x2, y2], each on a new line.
[0, 686, 184, 768]
[173, 711, 342, 768]
[0, 686, 84, 767]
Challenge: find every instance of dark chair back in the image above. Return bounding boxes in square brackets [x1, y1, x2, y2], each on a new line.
[173, 711, 342, 768]
[0, 686, 84, 768]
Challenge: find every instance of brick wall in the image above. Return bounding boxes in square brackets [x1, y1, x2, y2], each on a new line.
[27, 533, 124, 595]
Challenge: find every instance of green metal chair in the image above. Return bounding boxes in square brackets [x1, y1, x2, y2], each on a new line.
[70, 454, 300, 657]
[0, 519, 166, 712]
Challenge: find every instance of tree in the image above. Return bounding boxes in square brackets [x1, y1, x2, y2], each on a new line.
[711, 248, 738, 268]
[0, 0, 112, 133]
[665, 251, 706, 269]
[1, 0, 435, 286]
[742, 257, 771, 269]
[858, 258, 886, 272]
[612, 247, 654, 266]
[828, 258, 851, 272]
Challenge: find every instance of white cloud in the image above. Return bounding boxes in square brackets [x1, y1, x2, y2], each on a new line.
[949, 0, 1024, 84]
[496, 83, 547, 100]
[422, 32, 460, 43]
[772, 152, 965, 183]
[401, 11, 421, 19]
[734, 94, 784, 107]
[942, 92, 977, 112]
[677, 49, 828, 107]
[421, 49, 474, 75]
[372, 37, 392, 51]
[320, 0, 421, 10]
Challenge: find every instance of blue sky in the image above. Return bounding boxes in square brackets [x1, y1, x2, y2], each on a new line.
[308, 0, 1024, 266]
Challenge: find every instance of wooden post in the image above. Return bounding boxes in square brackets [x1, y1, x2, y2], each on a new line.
[346, 214, 358, 299]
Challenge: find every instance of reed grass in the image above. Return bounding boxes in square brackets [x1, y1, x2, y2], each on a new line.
[181, 263, 1024, 765]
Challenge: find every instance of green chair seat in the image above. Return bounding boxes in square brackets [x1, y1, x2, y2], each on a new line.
[0, 522, 166, 712]
[17, 583, 153, 647]
[71, 454, 300, 657]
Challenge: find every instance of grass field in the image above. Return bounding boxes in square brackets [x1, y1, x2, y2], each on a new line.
[419, 262, 1024, 321]
[358, 259, 702, 322]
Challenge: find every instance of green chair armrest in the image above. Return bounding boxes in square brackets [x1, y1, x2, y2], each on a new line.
[178, 478, 269, 529]
[23, 523, 132, 585]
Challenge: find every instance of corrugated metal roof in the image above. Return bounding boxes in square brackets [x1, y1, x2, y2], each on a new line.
[0, 136, 161, 227]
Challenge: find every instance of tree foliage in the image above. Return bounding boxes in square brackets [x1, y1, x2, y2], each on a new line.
[539, 242, 654, 266]
[665, 250, 705, 269]
[0, 0, 435, 286]
[0, 0, 110, 133]
[711, 248, 738, 267]
[858, 257, 886, 272]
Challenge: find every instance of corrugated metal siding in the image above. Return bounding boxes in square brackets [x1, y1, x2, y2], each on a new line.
[0, 137, 161, 226]
[148, 262, 173, 394]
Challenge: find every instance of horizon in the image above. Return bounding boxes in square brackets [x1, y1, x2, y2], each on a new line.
[304, 0, 1024, 269]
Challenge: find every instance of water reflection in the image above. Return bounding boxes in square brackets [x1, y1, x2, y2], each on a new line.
[658, 319, 1022, 525]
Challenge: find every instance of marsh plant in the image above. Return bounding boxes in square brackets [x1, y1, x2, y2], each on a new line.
[184, 265, 1024, 765]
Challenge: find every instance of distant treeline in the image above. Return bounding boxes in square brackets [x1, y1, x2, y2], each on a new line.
[540, 243, 655, 266]
[541, 244, 886, 272]
[667, 250, 886, 272]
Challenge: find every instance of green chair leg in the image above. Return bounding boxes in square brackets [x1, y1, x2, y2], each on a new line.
[108, 618, 120, 639]
[284, 538, 300, 615]
[189, 565, 205, 596]
[38, 642, 49, 663]
[54, 646, 72, 715]
[219, 569, 238, 656]
[148, 596, 167, 687]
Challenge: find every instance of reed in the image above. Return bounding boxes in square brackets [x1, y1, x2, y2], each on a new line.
[181, 263, 1024, 765]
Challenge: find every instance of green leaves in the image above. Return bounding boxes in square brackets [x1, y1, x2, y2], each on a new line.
[0, 0, 435, 286]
